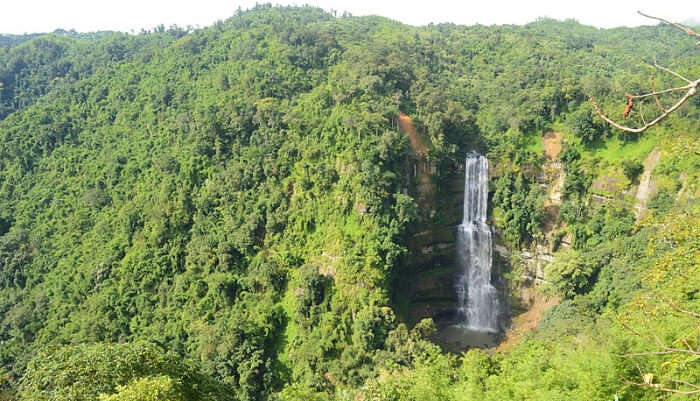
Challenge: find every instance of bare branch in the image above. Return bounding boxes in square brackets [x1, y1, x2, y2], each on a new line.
[650, 72, 666, 112]
[618, 350, 677, 357]
[591, 79, 698, 133]
[682, 338, 696, 353]
[631, 84, 692, 100]
[590, 13, 699, 133]
[655, 344, 699, 356]
[639, 101, 647, 125]
[616, 316, 649, 341]
[617, 317, 700, 356]
[649, 322, 700, 355]
[654, 59, 693, 84]
[638, 11, 700, 40]
[623, 376, 700, 395]
[672, 380, 700, 390]
[663, 297, 700, 318]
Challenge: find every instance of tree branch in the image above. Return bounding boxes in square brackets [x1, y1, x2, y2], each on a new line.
[650, 72, 666, 112]
[622, 376, 700, 395]
[663, 297, 700, 318]
[672, 380, 700, 390]
[637, 11, 700, 40]
[648, 323, 700, 355]
[654, 59, 693, 84]
[618, 350, 676, 357]
[591, 79, 698, 133]
[617, 317, 700, 356]
[639, 101, 647, 125]
[631, 84, 692, 100]
[590, 12, 699, 133]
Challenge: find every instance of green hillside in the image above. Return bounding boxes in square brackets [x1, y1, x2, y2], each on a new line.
[0, 5, 697, 400]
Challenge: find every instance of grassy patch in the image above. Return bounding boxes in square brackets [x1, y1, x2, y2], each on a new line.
[276, 276, 298, 369]
[555, 120, 658, 166]
[589, 167, 631, 198]
[523, 129, 544, 155]
[585, 134, 657, 165]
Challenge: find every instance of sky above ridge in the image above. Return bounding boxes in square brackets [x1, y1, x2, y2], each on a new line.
[2, 0, 699, 34]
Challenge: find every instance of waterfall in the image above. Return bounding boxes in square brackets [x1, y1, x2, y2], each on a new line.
[455, 153, 500, 332]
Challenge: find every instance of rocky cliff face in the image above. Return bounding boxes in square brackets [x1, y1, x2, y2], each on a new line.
[394, 154, 464, 327]
[394, 154, 511, 330]
[394, 130, 567, 333]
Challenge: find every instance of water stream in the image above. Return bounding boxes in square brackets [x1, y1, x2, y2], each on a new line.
[455, 153, 500, 332]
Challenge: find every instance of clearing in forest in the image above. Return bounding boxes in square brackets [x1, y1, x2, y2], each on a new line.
[543, 131, 563, 160]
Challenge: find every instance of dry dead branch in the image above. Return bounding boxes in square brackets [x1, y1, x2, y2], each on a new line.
[622, 376, 700, 396]
[649, 72, 665, 112]
[590, 12, 699, 133]
[637, 11, 700, 43]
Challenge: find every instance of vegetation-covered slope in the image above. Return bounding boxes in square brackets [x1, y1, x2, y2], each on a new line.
[0, 5, 697, 400]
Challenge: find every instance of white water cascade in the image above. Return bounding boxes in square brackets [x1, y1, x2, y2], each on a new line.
[455, 153, 500, 332]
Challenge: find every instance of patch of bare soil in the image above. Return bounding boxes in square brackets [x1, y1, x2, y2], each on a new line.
[541, 161, 565, 239]
[398, 113, 428, 154]
[543, 131, 563, 160]
[495, 288, 560, 353]
[398, 113, 434, 207]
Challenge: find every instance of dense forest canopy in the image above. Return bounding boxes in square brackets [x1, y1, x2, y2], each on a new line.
[0, 5, 698, 400]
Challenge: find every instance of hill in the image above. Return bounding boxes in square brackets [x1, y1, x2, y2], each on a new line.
[0, 5, 698, 400]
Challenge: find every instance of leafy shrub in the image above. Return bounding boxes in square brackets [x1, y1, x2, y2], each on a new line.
[567, 106, 606, 144]
[98, 376, 186, 401]
[296, 264, 329, 323]
[621, 159, 643, 182]
[492, 170, 545, 246]
[560, 193, 587, 226]
[545, 247, 611, 297]
[0, 229, 31, 289]
[647, 188, 675, 214]
[18, 342, 230, 401]
[559, 143, 581, 172]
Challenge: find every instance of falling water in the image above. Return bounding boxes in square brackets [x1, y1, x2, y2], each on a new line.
[455, 153, 500, 332]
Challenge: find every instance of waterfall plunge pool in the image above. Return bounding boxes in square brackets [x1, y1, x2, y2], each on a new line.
[436, 325, 502, 352]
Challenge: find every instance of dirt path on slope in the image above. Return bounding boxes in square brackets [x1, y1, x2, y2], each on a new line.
[635, 147, 661, 218]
